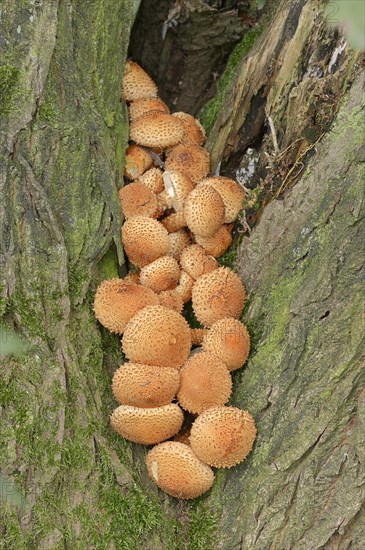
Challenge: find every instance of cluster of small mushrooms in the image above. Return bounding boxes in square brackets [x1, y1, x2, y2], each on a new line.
[93, 61, 257, 499]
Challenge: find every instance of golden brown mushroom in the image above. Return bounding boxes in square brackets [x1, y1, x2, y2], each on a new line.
[202, 317, 250, 371]
[110, 403, 183, 445]
[189, 406, 257, 467]
[122, 60, 158, 101]
[146, 441, 214, 499]
[122, 216, 169, 268]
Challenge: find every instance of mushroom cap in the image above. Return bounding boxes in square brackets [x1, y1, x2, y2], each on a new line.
[190, 406, 257, 467]
[122, 305, 191, 369]
[122, 271, 140, 285]
[172, 112, 206, 146]
[190, 328, 207, 346]
[177, 352, 232, 414]
[163, 171, 194, 212]
[130, 112, 184, 149]
[175, 269, 194, 303]
[191, 267, 247, 327]
[124, 144, 153, 180]
[180, 244, 218, 281]
[184, 185, 225, 237]
[165, 144, 210, 183]
[122, 216, 169, 268]
[111, 403, 183, 445]
[137, 167, 165, 194]
[93, 279, 159, 334]
[202, 317, 250, 371]
[139, 255, 181, 293]
[119, 182, 158, 219]
[122, 60, 158, 101]
[146, 441, 214, 499]
[167, 229, 191, 260]
[201, 177, 245, 223]
[129, 98, 169, 121]
[158, 289, 184, 314]
[195, 225, 233, 258]
[112, 362, 180, 408]
[161, 210, 186, 233]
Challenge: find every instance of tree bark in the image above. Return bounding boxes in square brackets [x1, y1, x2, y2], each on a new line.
[1, 0, 364, 549]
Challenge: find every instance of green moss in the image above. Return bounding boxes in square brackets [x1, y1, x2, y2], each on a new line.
[187, 499, 218, 550]
[0, 64, 20, 116]
[198, 29, 261, 135]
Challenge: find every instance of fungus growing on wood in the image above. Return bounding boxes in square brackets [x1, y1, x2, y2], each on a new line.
[177, 352, 232, 414]
[122, 216, 169, 268]
[167, 229, 190, 260]
[162, 170, 194, 211]
[119, 182, 159, 219]
[161, 210, 186, 233]
[202, 317, 250, 371]
[172, 112, 206, 146]
[122, 60, 158, 101]
[93, 279, 158, 334]
[201, 176, 245, 223]
[184, 185, 225, 237]
[146, 441, 214, 499]
[139, 255, 180, 293]
[137, 167, 165, 194]
[130, 112, 184, 148]
[124, 144, 153, 180]
[195, 225, 233, 257]
[189, 406, 257, 467]
[112, 362, 180, 408]
[165, 144, 210, 183]
[129, 97, 169, 121]
[191, 267, 247, 327]
[122, 305, 191, 369]
[158, 289, 184, 313]
[180, 244, 218, 281]
[175, 269, 195, 303]
[110, 403, 184, 445]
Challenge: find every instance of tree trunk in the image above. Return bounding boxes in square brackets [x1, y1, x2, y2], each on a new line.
[1, 1, 364, 549]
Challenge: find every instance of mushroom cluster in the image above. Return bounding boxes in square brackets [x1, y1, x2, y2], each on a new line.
[94, 61, 257, 499]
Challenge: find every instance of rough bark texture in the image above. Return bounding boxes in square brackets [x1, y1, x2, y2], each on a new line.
[210, 72, 365, 549]
[129, 0, 253, 115]
[1, 0, 364, 549]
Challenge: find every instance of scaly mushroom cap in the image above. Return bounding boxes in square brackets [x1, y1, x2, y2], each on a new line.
[177, 352, 232, 414]
[111, 403, 183, 445]
[201, 177, 245, 223]
[112, 362, 180, 408]
[167, 229, 191, 260]
[190, 406, 257, 467]
[195, 225, 233, 258]
[180, 244, 218, 281]
[137, 167, 165, 194]
[119, 182, 158, 219]
[124, 144, 153, 180]
[202, 317, 250, 371]
[130, 112, 184, 148]
[139, 255, 180, 292]
[122, 60, 158, 101]
[122, 216, 169, 268]
[122, 305, 191, 369]
[172, 112, 206, 146]
[161, 210, 186, 233]
[190, 328, 207, 346]
[192, 267, 247, 327]
[184, 185, 225, 237]
[175, 270, 194, 303]
[165, 144, 210, 183]
[129, 98, 169, 121]
[158, 289, 184, 314]
[163, 171, 194, 212]
[146, 441, 214, 499]
[93, 279, 159, 334]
